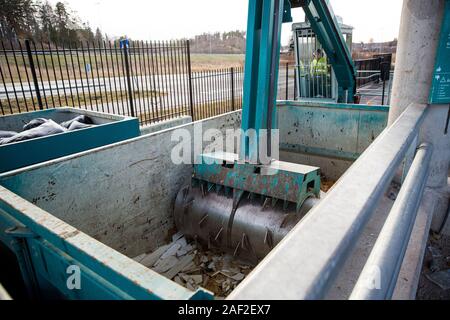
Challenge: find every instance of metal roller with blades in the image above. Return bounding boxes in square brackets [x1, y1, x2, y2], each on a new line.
[174, 184, 320, 261]
[174, 0, 323, 261]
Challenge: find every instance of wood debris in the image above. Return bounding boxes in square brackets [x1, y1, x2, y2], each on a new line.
[133, 234, 254, 298]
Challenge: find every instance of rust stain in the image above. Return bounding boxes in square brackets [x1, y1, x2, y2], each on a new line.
[59, 230, 81, 239]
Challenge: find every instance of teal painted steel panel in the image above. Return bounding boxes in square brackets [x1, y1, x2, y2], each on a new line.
[0, 186, 214, 300]
[430, 0, 450, 104]
[194, 152, 321, 211]
[240, 0, 286, 161]
[357, 110, 389, 154]
[0, 108, 140, 173]
[278, 101, 389, 160]
[0, 101, 390, 301]
[279, 100, 389, 112]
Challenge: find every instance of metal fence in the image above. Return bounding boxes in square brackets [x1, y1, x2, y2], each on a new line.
[280, 60, 394, 104]
[280, 63, 298, 101]
[354, 54, 392, 88]
[190, 67, 244, 121]
[0, 38, 393, 124]
[0, 39, 245, 124]
[354, 57, 382, 87]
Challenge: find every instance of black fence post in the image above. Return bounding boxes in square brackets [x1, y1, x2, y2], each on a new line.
[123, 43, 135, 117]
[293, 68, 297, 100]
[285, 63, 289, 100]
[380, 62, 390, 106]
[230, 67, 235, 111]
[25, 39, 43, 110]
[186, 40, 195, 120]
[445, 105, 450, 135]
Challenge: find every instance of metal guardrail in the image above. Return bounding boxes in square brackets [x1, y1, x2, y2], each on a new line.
[228, 103, 429, 300]
[350, 143, 432, 299]
[356, 70, 394, 105]
[356, 70, 382, 81]
[354, 55, 392, 88]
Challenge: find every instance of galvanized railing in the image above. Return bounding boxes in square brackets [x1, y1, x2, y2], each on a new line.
[229, 103, 431, 300]
[355, 57, 383, 87]
[350, 143, 432, 299]
[356, 70, 394, 105]
[354, 55, 392, 83]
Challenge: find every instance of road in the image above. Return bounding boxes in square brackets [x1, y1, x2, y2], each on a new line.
[1, 69, 296, 118]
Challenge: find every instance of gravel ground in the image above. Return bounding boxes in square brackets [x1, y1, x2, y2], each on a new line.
[416, 232, 450, 300]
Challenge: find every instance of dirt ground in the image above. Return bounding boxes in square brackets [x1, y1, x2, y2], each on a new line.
[321, 179, 336, 193]
[416, 232, 450, 300]
[191, 54, 245, 71]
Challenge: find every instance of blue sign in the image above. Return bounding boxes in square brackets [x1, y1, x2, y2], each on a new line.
[430, 0, 450, 104]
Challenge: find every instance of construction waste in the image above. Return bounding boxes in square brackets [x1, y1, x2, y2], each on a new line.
[133, 232, 254, 298]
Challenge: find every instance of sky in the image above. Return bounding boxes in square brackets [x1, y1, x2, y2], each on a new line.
[48, 0, 404, 45]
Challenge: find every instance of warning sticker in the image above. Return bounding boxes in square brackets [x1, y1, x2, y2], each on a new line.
[430, 1, 450, 104]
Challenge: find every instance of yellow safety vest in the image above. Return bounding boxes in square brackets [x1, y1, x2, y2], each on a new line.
[311, 57, 328, 75]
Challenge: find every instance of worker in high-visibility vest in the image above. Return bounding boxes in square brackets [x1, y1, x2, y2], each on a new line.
[311, 49, 328, 75]
[310, 49, 329, 97]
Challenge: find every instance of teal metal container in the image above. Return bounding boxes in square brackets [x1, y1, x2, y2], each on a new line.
[0, 108, 140, 173]
[0, 102, 388, 300]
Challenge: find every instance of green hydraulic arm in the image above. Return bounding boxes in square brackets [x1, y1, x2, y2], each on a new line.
[292, 0, 357, 102]
[240, 0, 293, 162]
[239, 0, 356, 161]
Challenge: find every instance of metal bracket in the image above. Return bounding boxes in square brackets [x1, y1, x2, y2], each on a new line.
[193, 152, 321, 211]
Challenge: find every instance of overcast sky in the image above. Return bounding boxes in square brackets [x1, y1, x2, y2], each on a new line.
[49, 0, 404, 44]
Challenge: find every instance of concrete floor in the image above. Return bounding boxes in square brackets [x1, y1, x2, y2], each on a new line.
[416, 181, 450, 300]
